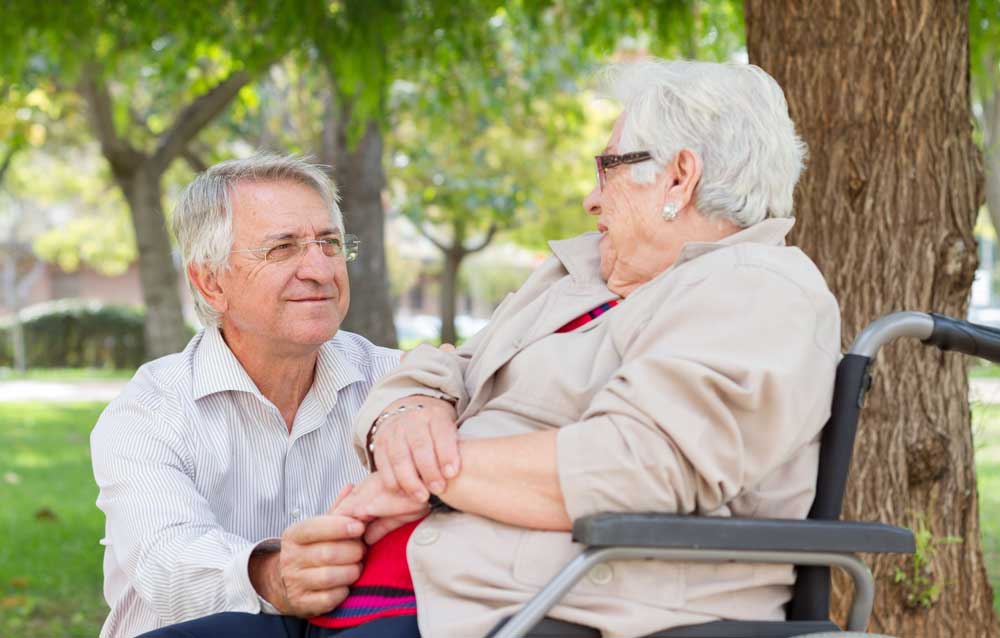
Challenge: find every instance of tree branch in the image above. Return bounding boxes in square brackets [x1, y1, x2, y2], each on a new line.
[149, 70, 252, 175]
[465, 223, 499, 254]
[0, 144, 18, 187]
[78, 65, 144, 174]
[413, 221, 448, 252]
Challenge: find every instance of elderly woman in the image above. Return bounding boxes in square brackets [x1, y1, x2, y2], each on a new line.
[315, 57, 841, 638]
[147, 58, 839, 638]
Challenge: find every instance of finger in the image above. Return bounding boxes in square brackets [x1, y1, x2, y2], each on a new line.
[292, 587, 350, 617]
[439, 343, 456, 352]
[374, 439, 400, 492]
[430, 417, 461, 480]
[387, 427, 429, 501]
[364, 513, 424, 545]
[299, 538, 366, 568]
[298, 563, 364, 591]
[286, 515, 365, 545]
[327, 483, 355, 514]
[407, 421, 445, 494]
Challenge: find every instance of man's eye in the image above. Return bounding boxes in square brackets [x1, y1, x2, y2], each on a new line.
[321, 237, 342, 247]
[266, 243, 297, 261]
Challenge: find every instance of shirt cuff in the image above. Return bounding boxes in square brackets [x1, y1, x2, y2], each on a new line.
[228, 538, 282, 614]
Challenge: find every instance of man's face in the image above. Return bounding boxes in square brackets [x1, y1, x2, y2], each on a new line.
[216, 179, 350, 354]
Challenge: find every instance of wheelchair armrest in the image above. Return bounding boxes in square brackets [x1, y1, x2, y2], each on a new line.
[572, 513, 914, 554]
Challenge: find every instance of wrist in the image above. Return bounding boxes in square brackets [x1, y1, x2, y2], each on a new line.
[248, 549, 284, 612]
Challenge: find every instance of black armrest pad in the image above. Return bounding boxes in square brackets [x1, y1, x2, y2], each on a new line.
[573, 513, 914, 554]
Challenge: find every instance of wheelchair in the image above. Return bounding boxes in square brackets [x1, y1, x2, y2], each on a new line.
[487, 311, 1000, 638]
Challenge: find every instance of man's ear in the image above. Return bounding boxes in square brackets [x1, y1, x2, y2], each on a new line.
[187, 263, 228, 316]
[663, 148, 703, 211]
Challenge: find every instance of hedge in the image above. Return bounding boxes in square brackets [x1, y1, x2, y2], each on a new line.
[0, 299, 163, 369]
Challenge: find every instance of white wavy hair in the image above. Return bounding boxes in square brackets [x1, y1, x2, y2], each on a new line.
[171, 152, 343, 327]
[602, 58, 806, 227]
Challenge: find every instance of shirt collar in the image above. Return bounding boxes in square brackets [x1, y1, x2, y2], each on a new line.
[192, 327, 263, 401]
[547, 217, 796, 283]
[311, 337, 366, 414]
[192, 327, 366, 412]
[673, 217, 795, 266]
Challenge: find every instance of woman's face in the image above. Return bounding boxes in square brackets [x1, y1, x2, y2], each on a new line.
[583, 115, 738, 297]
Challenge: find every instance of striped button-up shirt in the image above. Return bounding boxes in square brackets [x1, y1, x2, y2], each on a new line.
[91, 327, 400, 638]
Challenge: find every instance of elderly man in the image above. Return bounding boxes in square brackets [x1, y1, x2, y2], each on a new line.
[90, 154, 409, 638]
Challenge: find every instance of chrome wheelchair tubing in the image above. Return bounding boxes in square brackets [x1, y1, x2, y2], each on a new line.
[490, 547, 875, 638]
[849, 311, 933, 358]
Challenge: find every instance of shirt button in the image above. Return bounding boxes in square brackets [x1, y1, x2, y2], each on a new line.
[412, 527, 440, 545]
[290, 508, 302, 520]
[588, 564, 614, 585]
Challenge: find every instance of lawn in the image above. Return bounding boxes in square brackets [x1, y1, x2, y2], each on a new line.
[0, 397, 998, 637]
[0, 367, 135, 382]
[975, 403, 1000, 615]
[0, 402, 108, 637]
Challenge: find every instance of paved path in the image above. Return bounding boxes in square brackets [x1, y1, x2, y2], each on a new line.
[3, 378, 1000, 405]
[0, 379, 128, 403]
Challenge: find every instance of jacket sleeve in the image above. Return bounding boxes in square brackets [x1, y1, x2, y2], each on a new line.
[91, 392, 273, 623]
[350, 293, 517, 467]
[555, 265, 841, 520]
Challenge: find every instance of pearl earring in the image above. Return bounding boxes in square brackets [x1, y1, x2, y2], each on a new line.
[661, 201, 679, 221]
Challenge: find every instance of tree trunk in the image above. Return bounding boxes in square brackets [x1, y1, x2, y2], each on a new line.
[440, 245, 464, 346]
[323, 114, 398, 348]
[118, 168, 190, 359]
[2, 250, 26, 372]
[746, 1, 997, 635]
[985, 86, 1000, 237]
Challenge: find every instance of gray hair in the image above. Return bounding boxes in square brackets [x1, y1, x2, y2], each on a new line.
[171, 152, 343, 327]
[601, 58, 806, 227]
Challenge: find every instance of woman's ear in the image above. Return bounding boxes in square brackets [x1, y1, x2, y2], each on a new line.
[663, 149, 703, 210]
[187, 263, 228, 316]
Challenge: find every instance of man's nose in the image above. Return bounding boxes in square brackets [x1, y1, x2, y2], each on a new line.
[295, 242, 336, 281]
[583, 184, 601, 216]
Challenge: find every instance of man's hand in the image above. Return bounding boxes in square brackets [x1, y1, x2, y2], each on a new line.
[249, 486, 366, 617]
[371, 395, 460, 501]
[333, 472, 429, 545]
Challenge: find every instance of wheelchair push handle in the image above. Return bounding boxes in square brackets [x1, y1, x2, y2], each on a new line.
[924, 313, 1000, 363]
[849, 311, 1000, 363]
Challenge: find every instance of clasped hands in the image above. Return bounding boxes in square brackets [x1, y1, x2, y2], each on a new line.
[251, 394, 459, 617]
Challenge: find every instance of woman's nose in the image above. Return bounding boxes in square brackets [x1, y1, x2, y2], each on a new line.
[583, 184, 601, 216]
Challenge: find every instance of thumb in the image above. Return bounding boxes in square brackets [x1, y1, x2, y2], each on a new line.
[439, 343, 457, 352]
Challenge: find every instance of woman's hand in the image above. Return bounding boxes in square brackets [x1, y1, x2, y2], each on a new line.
[332, 473, 429, 544]
[371, 395, 460, 501]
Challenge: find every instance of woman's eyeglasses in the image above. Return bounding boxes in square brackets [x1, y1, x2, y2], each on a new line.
[594, 151, 653, 191]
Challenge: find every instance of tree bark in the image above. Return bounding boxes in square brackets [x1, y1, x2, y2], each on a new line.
[984, 86, 1000, 237]
[440, 244, 465, 346]
[117, 167, 190, 359]
[80, 66, 250, 359]
[747, 1, 996, 635]
[322, 112, 398, 348]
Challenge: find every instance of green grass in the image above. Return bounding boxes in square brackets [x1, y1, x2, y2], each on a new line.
[0, 402, 108, 637]
[0, 393, 998, 635]
[974, 403, 1000, 615]
[0, 368, 135, 382]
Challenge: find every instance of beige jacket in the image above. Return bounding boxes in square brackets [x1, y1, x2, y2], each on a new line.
[353, 218, 841, 638]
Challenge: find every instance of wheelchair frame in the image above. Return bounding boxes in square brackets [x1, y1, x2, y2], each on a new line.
[487, 311, 1000, 638]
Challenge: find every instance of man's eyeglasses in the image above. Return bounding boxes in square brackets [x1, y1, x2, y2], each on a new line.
[594, 151, 653, 191]
[233, 235, 360, 263]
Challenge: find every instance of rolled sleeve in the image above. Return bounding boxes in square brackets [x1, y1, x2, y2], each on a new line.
[93, 398, 268, 624]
